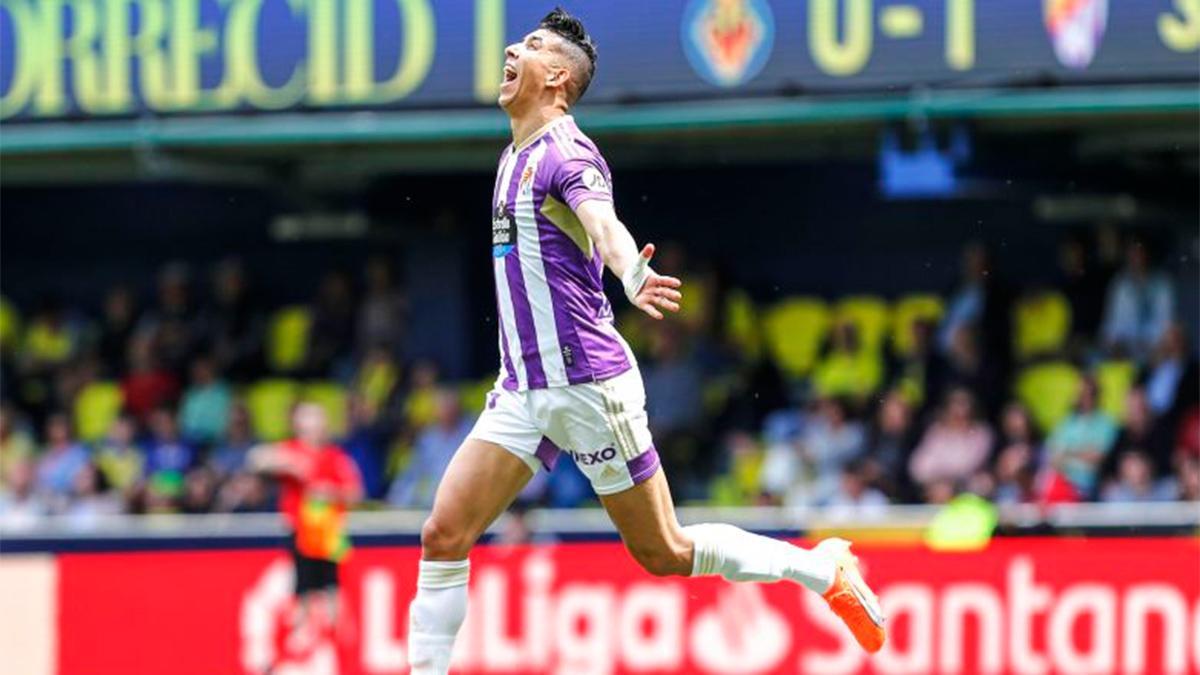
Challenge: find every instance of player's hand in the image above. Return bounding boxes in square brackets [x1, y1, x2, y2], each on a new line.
[629, 244, 682, 320]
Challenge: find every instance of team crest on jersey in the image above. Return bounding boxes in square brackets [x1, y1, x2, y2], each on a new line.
[519, 165, 535, 196]
[582, 167, 610, 194]
[492, 201, 516, 258]
[1044, 0, 1107, 69]
[682, 0, 775, 88]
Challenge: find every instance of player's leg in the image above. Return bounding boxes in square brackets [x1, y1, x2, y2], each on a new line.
[565, 369, 886, 652]
[599, 467, 836, 588]
[408, 437, 536, 675]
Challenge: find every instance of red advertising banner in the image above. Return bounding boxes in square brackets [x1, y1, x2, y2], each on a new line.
[53, 538, 1200, 674]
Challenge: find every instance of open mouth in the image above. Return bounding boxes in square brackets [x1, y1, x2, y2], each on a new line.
[503, 64, 517, 83]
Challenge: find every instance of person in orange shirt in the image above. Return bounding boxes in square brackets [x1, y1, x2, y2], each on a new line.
[249, 402, 363, 644]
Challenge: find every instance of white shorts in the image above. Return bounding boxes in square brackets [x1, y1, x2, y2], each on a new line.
[468, 367, 659, 496]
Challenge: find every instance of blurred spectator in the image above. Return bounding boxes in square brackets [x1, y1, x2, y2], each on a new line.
[121, 335, 179, 423]
[1046, 378, 1117, 499]
[64, 463, 122, 526]
[354, 347, 401, 415]
[1176, 406, 1200, 462]
[94, 415, 145, 493]
[1145, 323, 1198, 417]
[938, 243, 1012, 364]
[143, 471, 183, 513]
[34, 413, 90, 501]
[357, 257, 407, 358]
[1102, 238, 1174, 360]
[206, 258, 264, 379]
[908, 388, 994, 499]
[308, 271, 356, 377]
[708, 431, 766, 506]
[96, 286, 139, 377]
[862, 391, 915, 495]
[643, 324, 705, 435]
[142, 407, 196, 477]
[179, 355, 232, 445]
[247, 402, 363, 638]
[400, 359, 442, 430]
[824, 460, 889, 521]
[799, 397, 865, 504]
[343, 394, 389, 501]
[180, 467, 219, 514]
[1057, 235, 1107, 342]
[0, 459, 47, 528]
[139, 262, 204, 372]
[388, 389, 472, 508]
[643, 324, 705, 492]
[1112, 387, 1173, 474]
[209, 404, 255, 478]
[991, 403, 1040, 505]
[931, 323, 1002, 417]
[0, 404, 36, 488]
[1101, 451, 1176, 503]
[1177, 456, 1200, 502]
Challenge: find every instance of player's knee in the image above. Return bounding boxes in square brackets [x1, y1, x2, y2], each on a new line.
[420, 516, 474, 560]
[627, 540, 691, 577]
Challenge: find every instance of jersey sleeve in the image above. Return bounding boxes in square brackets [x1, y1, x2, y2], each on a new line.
[552, 153, 614, 212]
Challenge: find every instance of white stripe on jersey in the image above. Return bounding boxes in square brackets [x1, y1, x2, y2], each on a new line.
[493, 150, 527, 389]
[513, 141, 569, 387]
[551, 125, 580, 159]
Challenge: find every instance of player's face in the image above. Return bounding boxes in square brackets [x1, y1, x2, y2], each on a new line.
[499, 29, 563, 111]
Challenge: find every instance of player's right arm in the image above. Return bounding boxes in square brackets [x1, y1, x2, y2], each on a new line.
[247, 443, 306, 479]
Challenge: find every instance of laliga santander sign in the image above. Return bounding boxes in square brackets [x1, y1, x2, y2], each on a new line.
[220, 539, 1200, 675]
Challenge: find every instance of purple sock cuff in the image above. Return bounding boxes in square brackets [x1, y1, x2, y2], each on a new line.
[626, 446, 661, 485]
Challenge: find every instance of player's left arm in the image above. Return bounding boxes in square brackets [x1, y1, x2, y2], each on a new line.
[575, 199, 682, 320]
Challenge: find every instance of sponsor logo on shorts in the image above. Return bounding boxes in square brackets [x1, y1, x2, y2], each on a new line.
[567, 447, 618, 466]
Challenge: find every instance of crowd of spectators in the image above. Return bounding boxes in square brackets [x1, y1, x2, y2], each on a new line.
[0, 228, 1196, 528]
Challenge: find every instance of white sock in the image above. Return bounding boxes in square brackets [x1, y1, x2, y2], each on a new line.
[682, 523, 836, 594]
[408, 560, 470, 675]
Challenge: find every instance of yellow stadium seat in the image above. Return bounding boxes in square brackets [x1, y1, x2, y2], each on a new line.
[616, 308, 652, 357]
[1015, 362, 1082, 434]
[0, 298, 20, 356]
[763, 297, 830, 379]
[459, 378, 495, 413]
[724, 289, 762, 362]
[812, 351, 884, 399]
[23, 320, 73, 365]
[1013, 292, 1072, 361]
[354, 358, 399, 412]
[303, 382, 348, 438]
[891, 294, 944, 357]
[267, 306, 312, 373]
[74, 381, 124, 443]
[833, 296, 890, 353]
[245, 379, 300, 441]
[1095, 360, 1137, 423]
[403, 387, 438, 430]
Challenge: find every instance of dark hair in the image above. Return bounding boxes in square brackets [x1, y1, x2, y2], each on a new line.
[539, 7, 597, 103]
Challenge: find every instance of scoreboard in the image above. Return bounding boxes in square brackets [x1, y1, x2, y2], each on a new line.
[1, 0, 1197, 121]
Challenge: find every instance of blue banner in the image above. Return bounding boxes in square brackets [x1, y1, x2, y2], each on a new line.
[1, 0, 1197, 121]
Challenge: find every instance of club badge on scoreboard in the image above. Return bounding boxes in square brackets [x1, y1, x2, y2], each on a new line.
[1044, 0, 1109, 70]
[681, 0, 775, 88]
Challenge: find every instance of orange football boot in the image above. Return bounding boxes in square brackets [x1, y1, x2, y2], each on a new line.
[816, 537, 887, 653]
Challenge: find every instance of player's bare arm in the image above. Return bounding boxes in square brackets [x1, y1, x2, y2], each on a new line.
[574, 199, 683, 319]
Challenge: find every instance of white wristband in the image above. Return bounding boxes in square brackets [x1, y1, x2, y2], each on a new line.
[622, 255, 653, 305]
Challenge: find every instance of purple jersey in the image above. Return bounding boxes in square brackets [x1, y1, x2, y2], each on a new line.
[491, 115, 634, 390]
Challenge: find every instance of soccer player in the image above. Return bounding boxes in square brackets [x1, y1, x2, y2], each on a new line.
[406, 9, 886, 672]
[249, 403, 363, 647]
